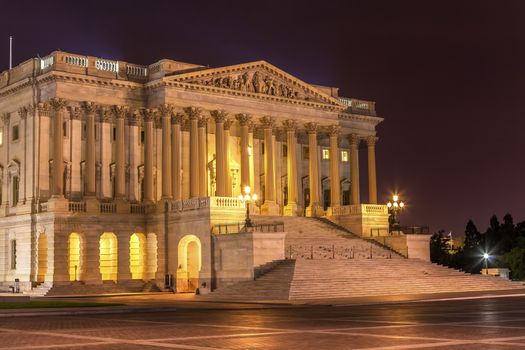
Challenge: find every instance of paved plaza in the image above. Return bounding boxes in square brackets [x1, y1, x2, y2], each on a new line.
[1, 295, 525, 349]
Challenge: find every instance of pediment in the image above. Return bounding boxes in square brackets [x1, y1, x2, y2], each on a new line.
[165, 61, 345, 108]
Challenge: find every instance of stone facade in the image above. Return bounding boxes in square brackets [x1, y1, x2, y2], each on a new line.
[0, 51, 387, 293]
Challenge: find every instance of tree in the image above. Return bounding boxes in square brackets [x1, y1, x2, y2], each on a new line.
[503, 247, 525, 280]
[430, 230, 449, 265]
[485, 215, 501, 253]
[500, 213, 517, 253]
[462, 220, 483, 273]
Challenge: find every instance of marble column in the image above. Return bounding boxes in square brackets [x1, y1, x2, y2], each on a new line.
[159, 104, 173, 200]
[49, 98, 67, 198]
[82, 102, 97, 197]
[142, 109, 155, 203]
[328, 125, 341, 209]
[367, 135, 378, 204]
[349, 133, 360, 205]
[260, 116, 279, 215]
[198, 116, 208, 197]
[236, 114, 251, 192]
[211, 110, 227, 197]
[185, 107, 200, 198]
[171, 113, 183, 201]
[113, 106, 127, 199]
[224, 119, 234, 196]
[305, 122, 321, 216]
[283, 119, 298, 216]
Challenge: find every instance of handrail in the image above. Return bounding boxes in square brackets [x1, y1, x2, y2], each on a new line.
[212, 221, 285, 235]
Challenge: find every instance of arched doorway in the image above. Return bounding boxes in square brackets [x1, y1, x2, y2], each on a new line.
[177, 235, 201, 292]
[68, 233, 82, 281]
[37, 233, 48, 283]
[130, 233, 146, 280]
[99, 232, 118, 281]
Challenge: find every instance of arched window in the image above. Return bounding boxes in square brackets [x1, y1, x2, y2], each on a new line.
[7, 160, 20, 207]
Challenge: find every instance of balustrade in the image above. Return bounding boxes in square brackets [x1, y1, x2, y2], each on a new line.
[95, 59, 118, 73]
[68, 201, 86, 213]
[100, 202, 116, 213]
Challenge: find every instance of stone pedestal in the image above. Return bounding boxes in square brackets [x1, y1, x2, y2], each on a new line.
[85, 196, 100, 213]
[283, 202, 298, 216]
[261, 201, 280, 216]
[305, 204, 324, 217]
[47, 196, 68, 212]
[115, 198, 130, 214]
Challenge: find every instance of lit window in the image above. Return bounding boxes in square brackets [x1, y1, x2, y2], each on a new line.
[12, 125, 19, 141]
[341, 150, 349, 162]
[0, 127, 3, 145]
[322, 149, 330, 160]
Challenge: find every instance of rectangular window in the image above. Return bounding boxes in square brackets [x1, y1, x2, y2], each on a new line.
[341, 150, 349, 162]
[10, 240, 16, 270]
[282, 144, 288, 157]
[12, 176, 19, 206]
[261, 142, 265, 155]
[303, 146, 310, 159]
[322, 149, 330, 160]
[112, 127, 117, 141]
[81, 122, 87, 140]
[63, 121, 68, 138]
[140, 130, 145, 144]
[12, 124, 19, 141]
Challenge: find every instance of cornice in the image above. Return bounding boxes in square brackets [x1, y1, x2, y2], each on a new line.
[338, 112, 384, 126]
[35, 71, 144, 90]
[148, 80, 345, 113]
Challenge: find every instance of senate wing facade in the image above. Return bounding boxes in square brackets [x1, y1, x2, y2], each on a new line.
[0, 51, 393, 294]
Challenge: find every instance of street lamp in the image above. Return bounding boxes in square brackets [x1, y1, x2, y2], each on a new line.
[483, 253, 490, 274]
[387, 194, 405, 232]
[238, 185, 258, 229]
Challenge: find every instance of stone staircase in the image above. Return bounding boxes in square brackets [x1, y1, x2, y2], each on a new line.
[207, 216, 525, 301]
[24, 280, 156, 296]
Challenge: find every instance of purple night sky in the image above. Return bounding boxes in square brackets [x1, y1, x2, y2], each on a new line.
[1, 0, 523, 235]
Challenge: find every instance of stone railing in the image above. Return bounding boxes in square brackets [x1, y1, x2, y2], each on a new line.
[212, 221, 285, 235]
[126, 64, 148, 77]
[40, 55, 55, 70]
[286, 244, 396, 260]
[210, 196, 245, 209]
[339, 97, 377, 116]
[100, 202, 116, 213]
[64, 54, 88, 67]
[168, 197, 210, 212]
[130, 203, 145, 214]
[68, 201, 86, 213]
[330, 204, 388, 216]
[95, 59, 118, 73]
[39, 202, 48, 213]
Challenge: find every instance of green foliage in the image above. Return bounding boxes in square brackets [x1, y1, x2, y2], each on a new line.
[431, 214, 525, 280]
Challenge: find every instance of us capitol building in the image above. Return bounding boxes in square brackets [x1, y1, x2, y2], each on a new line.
[0, 51, 394, 294]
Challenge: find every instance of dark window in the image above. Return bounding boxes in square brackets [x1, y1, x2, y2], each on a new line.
[112, 127, 117, 141]
[140, 130, 145, 144]
[282, 145, 288, 157]
[12, 176, 19, 206]
[10, 240, 16, 270]
[12, 125, 19, 141]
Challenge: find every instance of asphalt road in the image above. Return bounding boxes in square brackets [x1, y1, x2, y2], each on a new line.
[2, 295, 525, 349]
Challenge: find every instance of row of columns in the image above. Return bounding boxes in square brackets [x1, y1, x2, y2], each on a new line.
[47, 100, 378, 211]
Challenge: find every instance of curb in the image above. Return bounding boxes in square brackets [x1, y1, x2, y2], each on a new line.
[0, 306, 177, 318]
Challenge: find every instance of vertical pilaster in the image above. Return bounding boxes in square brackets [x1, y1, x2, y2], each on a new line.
[328, 125, 341, 210]
[113, 106, 127, 198]
[171, 113, 183, 200]
[159, 104, 173, 199]
[185, 107, 200, 198]
[211, 110, 228, 197]
[81, 103, 97, 196]
[350, 133, 360, 205]
[142, 109, 155, 203]
[37, 103, 51, 200]
[198, 116, 208, 197]
[367, 135, 378, 204]
[305, 122, 321, 217]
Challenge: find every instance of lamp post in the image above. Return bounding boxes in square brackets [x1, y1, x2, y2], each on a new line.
[239, 185, 258, 229]
[386, 194, 405, 232]
[483, 253, 489, 274]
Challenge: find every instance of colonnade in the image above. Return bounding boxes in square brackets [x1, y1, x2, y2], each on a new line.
[46, 100, 378, 214]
